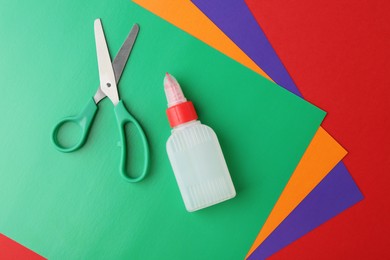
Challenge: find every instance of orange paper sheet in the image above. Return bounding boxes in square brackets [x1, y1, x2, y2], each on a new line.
[132, 0, 347, 256]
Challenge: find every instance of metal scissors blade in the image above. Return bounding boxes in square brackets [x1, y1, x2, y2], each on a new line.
[113, 24, 139, 83]
[94, 22, 140, 104]
[94, 19, 119, 105]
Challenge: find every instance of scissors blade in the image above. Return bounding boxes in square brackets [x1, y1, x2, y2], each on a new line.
[94, 19, 119, 105]
[113, 24, 139, 83]
[93, 21, 140, 104]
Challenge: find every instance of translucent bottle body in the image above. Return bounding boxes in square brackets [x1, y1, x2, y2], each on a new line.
[166, 120, 236, 212]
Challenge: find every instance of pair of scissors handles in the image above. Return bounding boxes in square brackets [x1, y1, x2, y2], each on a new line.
[52, 20, 149, 183]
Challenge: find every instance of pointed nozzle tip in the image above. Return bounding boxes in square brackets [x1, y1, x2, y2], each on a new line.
[163, 73, 187, 107]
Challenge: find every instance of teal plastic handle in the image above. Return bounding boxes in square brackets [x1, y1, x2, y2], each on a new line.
[52, 98, 98, 152]
[114, 100, 149, 182]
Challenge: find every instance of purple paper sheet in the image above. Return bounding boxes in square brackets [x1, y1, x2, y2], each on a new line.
[191, 0, 364, 258]
[248, 163, 363, 259]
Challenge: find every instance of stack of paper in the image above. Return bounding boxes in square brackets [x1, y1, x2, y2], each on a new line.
[133, 0, 364, 259]
[0, 1, 324, 259]
[0, 0, 368, 258]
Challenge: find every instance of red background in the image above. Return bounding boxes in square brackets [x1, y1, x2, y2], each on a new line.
[245, 0, 389, 259]
[0, 234, 45, 260]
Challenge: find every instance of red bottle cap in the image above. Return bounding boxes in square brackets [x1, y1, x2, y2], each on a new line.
[166, 101, 198, 128]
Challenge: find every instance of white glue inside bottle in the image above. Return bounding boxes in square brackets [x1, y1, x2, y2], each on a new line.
[164, 73, 236, 212]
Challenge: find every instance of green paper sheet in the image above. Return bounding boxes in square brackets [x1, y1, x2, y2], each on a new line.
[0, 1, 325, 259]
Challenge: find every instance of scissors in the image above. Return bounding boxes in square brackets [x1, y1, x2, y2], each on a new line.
[52, 19, 149, 183]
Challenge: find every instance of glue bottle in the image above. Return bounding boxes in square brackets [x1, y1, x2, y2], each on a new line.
[164, 73, 236, 212]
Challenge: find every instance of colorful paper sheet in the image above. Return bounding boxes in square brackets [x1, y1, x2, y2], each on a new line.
[131, 1, 347, 256]
[245, 0, 386, 258]
[132, 0, 270, 79]
[190, 0, 363, 257]
[248, 163, 363, 259]
[0, 1, 325, 259]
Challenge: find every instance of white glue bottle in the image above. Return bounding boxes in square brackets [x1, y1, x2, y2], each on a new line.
[164, 73, 236, 212]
